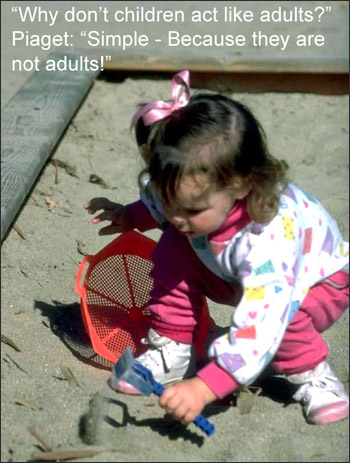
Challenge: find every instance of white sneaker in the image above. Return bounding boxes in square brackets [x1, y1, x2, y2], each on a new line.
[287, 361, 349, 425]
[111, 328, 196, 395]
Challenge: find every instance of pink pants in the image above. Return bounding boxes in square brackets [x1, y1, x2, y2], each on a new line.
[149, 226, 349, 375]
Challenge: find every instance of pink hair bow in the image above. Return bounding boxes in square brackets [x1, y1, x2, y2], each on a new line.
[131, 70, 190, 127]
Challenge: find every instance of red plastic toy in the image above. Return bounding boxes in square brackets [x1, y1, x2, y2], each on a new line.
[75, 230, 216, 364]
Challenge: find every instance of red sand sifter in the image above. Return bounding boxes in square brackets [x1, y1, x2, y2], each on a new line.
[75, 230, 216, 365]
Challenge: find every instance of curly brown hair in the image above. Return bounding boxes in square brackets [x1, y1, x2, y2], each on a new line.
[135, 93, 288, 224]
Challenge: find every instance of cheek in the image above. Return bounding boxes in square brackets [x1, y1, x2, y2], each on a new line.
[189, 216, 209, 229]
[190, 211, 224, 231]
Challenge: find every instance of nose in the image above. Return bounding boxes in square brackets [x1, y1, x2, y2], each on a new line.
[170, 215, 187, 228]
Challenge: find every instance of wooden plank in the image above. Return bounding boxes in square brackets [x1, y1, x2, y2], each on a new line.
[79, 48, 349, 74]
[1, 52, 99, 242]
[190, 72, 349, 95]
[105, 70, 348, 95]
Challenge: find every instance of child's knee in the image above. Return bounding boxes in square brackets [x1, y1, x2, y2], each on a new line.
[299, 271, 349, 333]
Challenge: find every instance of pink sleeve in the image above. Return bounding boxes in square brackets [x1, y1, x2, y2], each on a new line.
[197, 360, 241, 399]
[126, 200, 159, 232]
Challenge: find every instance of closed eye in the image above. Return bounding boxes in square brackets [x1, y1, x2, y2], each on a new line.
[185, 208, 208, 214]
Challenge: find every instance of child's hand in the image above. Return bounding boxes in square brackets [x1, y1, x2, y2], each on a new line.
[159, 377, 217, 425]
[84, 197, 134, 235]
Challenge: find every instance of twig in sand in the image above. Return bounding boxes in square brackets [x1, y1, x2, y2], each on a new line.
[60, 365, 81, 388]
[28, 425, 52, 452]
[50, 159, 78, 181]
[15, 398, 37, 410]
[34, 188, 51, 197]
[30, 448, 119, 461]
[30, 196, 40, 206]
[53, 160, 59, 184]
[44, 196, 72, 214]
[89, 174, 109, 189]
[76, 240, 88, 256]
[1, 333, 22, 352]
[64, 165, 78, 177]
[4, 354, 28, 374]
[13, 224, 25, 239]
[15, 310, 25, 315]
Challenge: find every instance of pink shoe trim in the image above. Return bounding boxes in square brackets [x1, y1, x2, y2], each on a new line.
[111, 379, 142, 395]
[307, 401, 349, 425]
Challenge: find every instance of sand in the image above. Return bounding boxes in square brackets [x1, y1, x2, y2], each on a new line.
[1, 75, 349, 462]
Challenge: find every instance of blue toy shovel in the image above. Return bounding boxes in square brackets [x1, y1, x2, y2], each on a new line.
[109, 347, 215, 437]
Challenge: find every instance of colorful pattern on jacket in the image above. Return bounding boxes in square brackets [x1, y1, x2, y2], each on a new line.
[140, 183, 349, 386]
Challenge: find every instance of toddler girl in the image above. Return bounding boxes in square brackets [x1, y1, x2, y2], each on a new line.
[85, 70, 349, 426]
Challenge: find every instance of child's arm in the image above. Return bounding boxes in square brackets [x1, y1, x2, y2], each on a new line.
[159, 232, 297, 423]
[85, 197, 159, 234]
[85, 180, 169, 234]
[126, 199, 161, 232]
[203, 216, 303, 390]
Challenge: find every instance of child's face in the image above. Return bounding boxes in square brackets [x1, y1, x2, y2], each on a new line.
[161, 174, 243, 238]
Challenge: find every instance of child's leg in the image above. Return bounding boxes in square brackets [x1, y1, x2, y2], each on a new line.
[272, 270, 349, 375]
[272, 270, 349, 424]
[113, 225, 241, 393]
[149, 225, 241, 344]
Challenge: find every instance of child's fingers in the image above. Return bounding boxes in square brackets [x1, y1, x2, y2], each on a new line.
[169, 403, 191, 422]
[84, 197, 115, 213]
[160, 390, 192, 423]
[159, 386, 187, 416]
[159, 386, 177, 407]
[182, 409, 198, 425]
[163, 392, 183, 412]
[91, 210, 119, 224]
